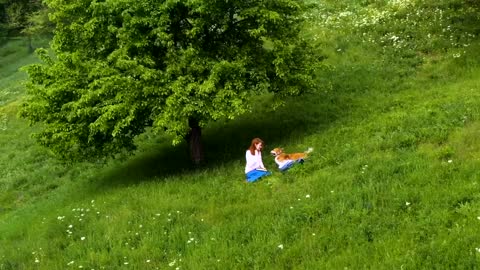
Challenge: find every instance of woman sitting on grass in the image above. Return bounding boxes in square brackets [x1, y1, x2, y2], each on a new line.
[245, 138, 271, 182]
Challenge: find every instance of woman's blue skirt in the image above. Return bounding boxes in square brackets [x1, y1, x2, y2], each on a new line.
[246, 169, 272, 183]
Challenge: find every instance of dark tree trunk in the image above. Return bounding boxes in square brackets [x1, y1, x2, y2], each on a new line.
[186, 118, 204, 166]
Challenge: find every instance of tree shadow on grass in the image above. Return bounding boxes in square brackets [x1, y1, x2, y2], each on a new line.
[93, 92, 343, 190]
[94, 143, 191, 188]
[202, 94, 341, 165]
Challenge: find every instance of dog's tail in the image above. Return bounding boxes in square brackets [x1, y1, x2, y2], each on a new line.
[305, 147, 314, 154]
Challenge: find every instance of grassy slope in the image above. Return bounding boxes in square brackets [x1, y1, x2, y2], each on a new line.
[2, 21, 480, 270]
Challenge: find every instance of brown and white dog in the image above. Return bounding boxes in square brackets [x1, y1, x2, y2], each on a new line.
[270, 147, 313, 171]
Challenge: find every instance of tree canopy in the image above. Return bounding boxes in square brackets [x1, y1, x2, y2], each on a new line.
[20, 0, 318, 162]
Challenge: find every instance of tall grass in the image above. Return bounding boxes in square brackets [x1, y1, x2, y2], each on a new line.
[2, 1, 480, 269]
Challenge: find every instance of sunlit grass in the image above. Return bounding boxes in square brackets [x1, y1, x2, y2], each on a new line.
[0, 38, 48, 106]
[2, 63, 480, 269]
[2, 2, 480, 269]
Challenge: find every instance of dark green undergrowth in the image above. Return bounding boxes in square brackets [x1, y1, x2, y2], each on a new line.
[2, 1, 480, 269]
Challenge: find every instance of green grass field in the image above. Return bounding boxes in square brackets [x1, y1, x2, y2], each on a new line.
[2, 2, 480, 269]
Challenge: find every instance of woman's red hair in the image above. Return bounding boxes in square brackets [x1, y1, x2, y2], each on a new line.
[249, 138, 264, 155]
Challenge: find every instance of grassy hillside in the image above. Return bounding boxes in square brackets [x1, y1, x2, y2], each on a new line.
[2, 1, 480, 269]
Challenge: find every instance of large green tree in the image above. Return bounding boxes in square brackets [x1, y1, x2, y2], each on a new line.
[21, 0, 317, 164]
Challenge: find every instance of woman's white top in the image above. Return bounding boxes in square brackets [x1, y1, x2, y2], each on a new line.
[245, 150, 265, 173]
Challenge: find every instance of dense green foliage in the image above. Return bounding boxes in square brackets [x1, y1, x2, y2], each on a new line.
[2, 0, 480, 269]
[20, 0, 317, 160]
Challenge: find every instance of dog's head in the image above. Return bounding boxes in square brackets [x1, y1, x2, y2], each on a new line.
[270, 147, 284, 156]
